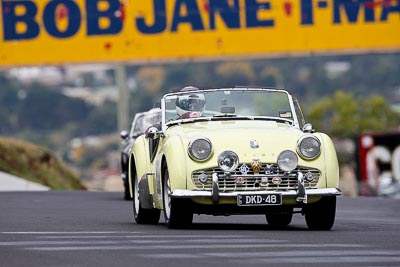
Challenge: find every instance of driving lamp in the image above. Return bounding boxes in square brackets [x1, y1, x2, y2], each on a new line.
[218, 151, 239, 172]
[277, 150, 298, 172]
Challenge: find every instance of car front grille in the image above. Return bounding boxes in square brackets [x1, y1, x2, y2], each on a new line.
[191, 163, 321, 191]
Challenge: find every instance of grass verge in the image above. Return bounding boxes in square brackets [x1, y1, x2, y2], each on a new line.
[0, 136, 86, 190]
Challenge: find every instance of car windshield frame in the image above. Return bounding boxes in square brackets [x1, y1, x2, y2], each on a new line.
[161, 88, 303, 131]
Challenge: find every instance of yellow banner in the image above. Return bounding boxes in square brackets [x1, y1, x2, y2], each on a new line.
[1, 0, 400, 67]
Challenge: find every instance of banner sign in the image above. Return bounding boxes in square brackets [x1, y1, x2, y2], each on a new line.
[1, 0, 400, 66]
[357, 132, 400, 197]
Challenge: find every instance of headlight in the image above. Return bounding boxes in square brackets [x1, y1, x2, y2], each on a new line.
[188, 137, 212, 161]
[297, 135, 321, 159]
[277, 150, 298, 172]
[218, 151, 239, 172]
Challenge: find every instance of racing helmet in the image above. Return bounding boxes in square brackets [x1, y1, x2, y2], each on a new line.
[176, 93, 205, 117]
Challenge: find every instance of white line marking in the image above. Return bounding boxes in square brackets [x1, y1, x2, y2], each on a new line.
[1, 231, 141, 235]
[35, 236, 285, 244]
[0, 240, 172, 246]
[202, 250, 400, 258]
[254, 256, 400, 264]
[25, 244, 366, 251]
[34, 234, 249, 239]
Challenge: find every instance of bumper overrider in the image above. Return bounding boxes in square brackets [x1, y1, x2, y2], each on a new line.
[171, 172, 342, 204]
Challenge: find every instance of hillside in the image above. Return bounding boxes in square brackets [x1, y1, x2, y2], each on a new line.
[0, 136, 86, 190]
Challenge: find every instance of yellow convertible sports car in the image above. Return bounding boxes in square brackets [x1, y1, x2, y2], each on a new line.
[129, 86, 341, 230]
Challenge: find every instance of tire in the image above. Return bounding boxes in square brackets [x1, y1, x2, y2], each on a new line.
[266, 209, 293, 227]
[304, 196, 336, 230]
[123, 178, 131, 200]
[162, 165, 193, 229]
[122, 154, 131, 200]
[132, 167, 160, 225]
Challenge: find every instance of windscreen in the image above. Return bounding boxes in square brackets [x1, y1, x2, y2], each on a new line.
[164, 90, 293, 124]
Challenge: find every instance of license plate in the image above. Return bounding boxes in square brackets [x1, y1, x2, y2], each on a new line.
[237, 193, 282, 206]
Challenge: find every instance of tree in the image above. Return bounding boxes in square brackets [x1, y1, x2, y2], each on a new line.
[215, 62, 256, 87]
[83, 100, 117, 135]
[359, 95, 399, 133]
[307, 91, 399, 138]
[136, 66, 165, 93]
[18, 84, 91, 131]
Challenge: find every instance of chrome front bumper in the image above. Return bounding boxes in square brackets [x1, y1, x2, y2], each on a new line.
[171, 172, 341, 204]
[171, 188, 341, 200]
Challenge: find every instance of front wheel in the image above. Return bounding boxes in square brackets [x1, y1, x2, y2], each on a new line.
[132, 168, 160, 224]
[123, 178, 131, 200]
[266, 208, 293, 227]
[162, 166, 193, 229]
[304, 196, 336, 230]
[122, 154, 131, 200]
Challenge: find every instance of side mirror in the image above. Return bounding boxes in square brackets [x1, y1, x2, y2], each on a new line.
[145, 126, 161, 140]
[120, 130, 129, 140]
[302, 123, 315, 133]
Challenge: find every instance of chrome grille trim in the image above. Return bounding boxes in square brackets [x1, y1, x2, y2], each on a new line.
[192, 163, 321, 191]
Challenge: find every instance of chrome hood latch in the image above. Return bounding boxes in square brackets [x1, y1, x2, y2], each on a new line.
[296, 172, 308, 203]
[211, 173, 220, 204]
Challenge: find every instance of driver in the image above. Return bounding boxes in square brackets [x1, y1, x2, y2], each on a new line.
[176, 93, 205, 119]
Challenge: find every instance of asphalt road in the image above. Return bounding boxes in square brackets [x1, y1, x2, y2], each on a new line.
[1, 191, 400, 267]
